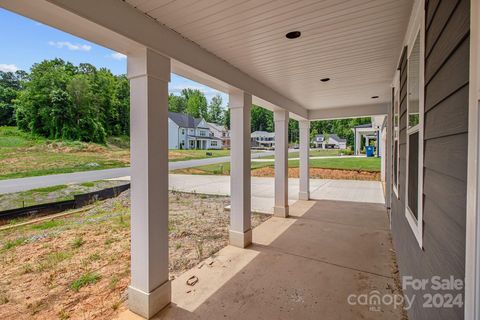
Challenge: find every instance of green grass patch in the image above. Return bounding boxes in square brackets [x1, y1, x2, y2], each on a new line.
[0, 126, 129, 180]
[37, 251, 73, 271]
[71, 272, 101, 292]
[0, 126, 46, 148]
[80, 182, 95, 187]
[71, 236, 85, 249]
[173, 156, 380, 175]
[296, 157, 381, 172]
[168, 149, 230, 162]
[31, 219, 65, 230]
[262, 149, 355, 159]
[29, 185, 68, 193]
[2, 237, 27, 250]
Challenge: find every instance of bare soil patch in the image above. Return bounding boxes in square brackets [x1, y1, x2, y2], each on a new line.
[0, 191, 269, 319]
[251, 167, 380, 181]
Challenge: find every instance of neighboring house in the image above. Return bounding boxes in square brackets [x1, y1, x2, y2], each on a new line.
[251, 131, 275, 148]
[207, 122, 230, 148]
[168, 112, 222, 150]
[312, 134, 346, 149]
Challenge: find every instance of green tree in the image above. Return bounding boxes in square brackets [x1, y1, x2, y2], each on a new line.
[0, 70, 24, 126]
[224, 106, 230, 129]
[183, 89, 207, 119]
[251, 105, 273, 132]
[207, 94, 224, 123]
[168, 93, 187, 113]
[114, 75, 130, 136]
[15, 59, 75, 136]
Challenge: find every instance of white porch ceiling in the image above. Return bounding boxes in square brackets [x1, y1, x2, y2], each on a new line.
[125, 0, 413, 111]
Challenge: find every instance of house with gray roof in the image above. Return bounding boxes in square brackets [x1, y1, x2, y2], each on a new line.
[312, 134, 346, 149]
[168, 112, 222, 150]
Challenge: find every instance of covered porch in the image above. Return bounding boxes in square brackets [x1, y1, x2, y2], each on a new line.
[119, 199, 403, 320]
[0, 0, 449, 319]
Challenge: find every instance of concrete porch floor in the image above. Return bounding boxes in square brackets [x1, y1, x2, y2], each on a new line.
[118, 199, 404, 320]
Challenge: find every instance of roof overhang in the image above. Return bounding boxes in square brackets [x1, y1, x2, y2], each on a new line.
[0, 0, 413, 121]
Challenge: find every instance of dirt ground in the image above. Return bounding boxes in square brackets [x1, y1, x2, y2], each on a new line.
[0, 191, 269, 320]
[251, 167, 380, 181]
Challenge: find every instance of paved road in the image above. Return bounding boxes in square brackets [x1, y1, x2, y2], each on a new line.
[0, 150, 291, 194]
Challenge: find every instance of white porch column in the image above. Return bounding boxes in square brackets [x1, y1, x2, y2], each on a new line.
[299, 120, 310, 200]
[355, 131, 361, 155]
[229, 90, 252, 248]
[127, 48, 171, 319]
[274, 109, 289, 217]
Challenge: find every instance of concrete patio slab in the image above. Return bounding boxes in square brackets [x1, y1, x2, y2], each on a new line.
[117, 199, 403, 320]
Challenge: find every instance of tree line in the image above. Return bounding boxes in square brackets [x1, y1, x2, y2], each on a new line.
[0, 58, 371, 146]
[0, 59, 129, 143]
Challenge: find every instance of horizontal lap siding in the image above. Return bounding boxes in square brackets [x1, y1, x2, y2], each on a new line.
[390, 1, 469, 319]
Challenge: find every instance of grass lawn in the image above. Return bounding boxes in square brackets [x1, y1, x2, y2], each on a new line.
[0, 127, 130, 180]
[172, 157, 381, 175]
[0, 127, 233, 180]
[0, 190, 269, 319]
[262, 149, 350, 159]
[168, 149, 230, 161]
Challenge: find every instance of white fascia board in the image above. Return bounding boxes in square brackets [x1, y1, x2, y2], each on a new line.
[308, 103, 388, 120]
[0, 0, 307, 118]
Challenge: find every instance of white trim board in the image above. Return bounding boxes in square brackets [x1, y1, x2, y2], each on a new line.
[465, 0, 480, 318]
[308, 103, 388, 120]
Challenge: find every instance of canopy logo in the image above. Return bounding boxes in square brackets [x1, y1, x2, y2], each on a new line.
[347, 276, 463, 312]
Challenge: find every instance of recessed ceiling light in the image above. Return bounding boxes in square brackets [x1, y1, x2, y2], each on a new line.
[320, 78, 330, 82]
[371, 96, 379, 99]
[285, 31, 301, 39]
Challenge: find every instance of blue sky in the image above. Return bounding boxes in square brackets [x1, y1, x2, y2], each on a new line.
[0, 8, 228, 106]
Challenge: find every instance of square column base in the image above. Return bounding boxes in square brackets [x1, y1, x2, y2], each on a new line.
[298, 191, 310, 201]
[229, 229, 252, 248]
[128, 280, 171, 319]
[273, 205, 289, 218]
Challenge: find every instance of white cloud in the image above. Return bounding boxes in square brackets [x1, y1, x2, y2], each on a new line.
[110, 52, 127, 60]
[0, 64, 18, 73]
[48, 41, 92, 52]
[169, 84, 220, 96]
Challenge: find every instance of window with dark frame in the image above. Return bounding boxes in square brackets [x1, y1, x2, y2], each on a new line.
[406, 32, 421, 220]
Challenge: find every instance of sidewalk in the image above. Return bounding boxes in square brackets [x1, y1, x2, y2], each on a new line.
[251, 155, 366, 162]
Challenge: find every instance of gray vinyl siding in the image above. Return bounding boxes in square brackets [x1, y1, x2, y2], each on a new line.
[390, 1, 469, 319]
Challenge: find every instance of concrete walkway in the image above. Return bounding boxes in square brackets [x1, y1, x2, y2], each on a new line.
[251, 154, 366, 162]
[111, 174, 385, 213]
[118, 200, 402, 320]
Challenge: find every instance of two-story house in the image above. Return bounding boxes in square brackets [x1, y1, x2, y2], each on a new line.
[251, 131, 275, 148]
[207, 122, 230, 148]
[312, 134, 347, 149]
[168, 112, 222, 150]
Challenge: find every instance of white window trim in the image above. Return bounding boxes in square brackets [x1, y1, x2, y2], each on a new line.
[404, 9, 425, 249]
[465, 0, 480, 318]
[393, 70, 400, 199]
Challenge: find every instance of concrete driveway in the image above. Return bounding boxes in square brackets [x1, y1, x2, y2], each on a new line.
[111, 174, 385, 213]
